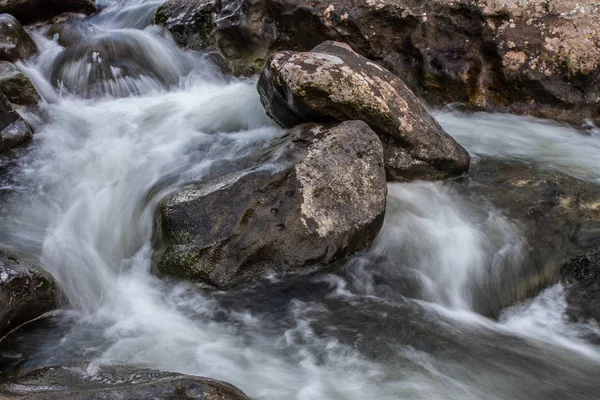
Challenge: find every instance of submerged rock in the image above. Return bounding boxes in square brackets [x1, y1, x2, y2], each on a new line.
[50, 30, 195, 98]
[0, 61, 40, 105]
[157, 0, 600, 125]
[562, 245, 600, 323]
[0, 14, 37, 62]
[0, 0, 97, 25]
[0, 251, 57, 337]
[0, 91, 33, 153]
[154, 120, 387, 287]
[0, 365, 250, 399]
[455, 158, 600, 317]
[47, 18, 101, 47]
[258, 41, 469, 181]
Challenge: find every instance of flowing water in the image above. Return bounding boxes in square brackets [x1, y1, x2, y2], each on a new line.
[1, 1, 600, 398]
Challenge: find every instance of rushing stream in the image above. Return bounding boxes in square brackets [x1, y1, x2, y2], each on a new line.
[1, 1, 600, 399]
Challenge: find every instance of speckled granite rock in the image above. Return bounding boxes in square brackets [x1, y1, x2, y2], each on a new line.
[153, 120, 387, 287]
[258, 41, 470, 181]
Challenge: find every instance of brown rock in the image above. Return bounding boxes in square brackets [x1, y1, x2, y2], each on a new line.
[157, 0, 600, 125]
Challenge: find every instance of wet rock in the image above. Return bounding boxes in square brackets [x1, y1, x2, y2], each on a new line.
[0, 61, 40, 105]
[258, 41, 470, 181]
[0, 251, 57, 337]
[153, 120, 387, 287]
[455, 158, 600, 317]
[0, 14, 37, 62]
[47, 18, 101, 47]
[0, 91, 33, 153]
[157, 0, 600, 125]
[0, 0, 97, 25]
[562, 245, 600, 323]
[50, 30, 194, 98]
[0, 365, 250, 399]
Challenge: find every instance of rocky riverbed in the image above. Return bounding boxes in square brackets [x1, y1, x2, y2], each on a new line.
[0, 0, 599, 398]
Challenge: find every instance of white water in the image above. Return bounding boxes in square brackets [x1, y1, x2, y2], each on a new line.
[1, 2, 600, 399]
[435, 111, 600, 182]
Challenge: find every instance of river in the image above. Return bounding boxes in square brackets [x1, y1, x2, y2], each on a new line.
[1, 1, 599, 399]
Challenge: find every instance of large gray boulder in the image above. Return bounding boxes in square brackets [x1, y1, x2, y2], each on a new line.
[258, 41, 470, 181]
[0, 91, 32, 153]
[0, 365, 250, 399]
[0, 61, 40, 105]
[153, 120, 387, 287]
[0, 0, 97, 24]
[0, 251, 57, 337]
[0, 14, 37, 62]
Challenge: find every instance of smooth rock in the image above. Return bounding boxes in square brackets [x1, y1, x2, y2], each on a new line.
[0, 91, 32, 153]
[0, 365, 250, 399]
[0, 0, 97, 24]
[0, 14, 37, 62]
[157, 0, 600, 125]
[0, 251, 57, 337]
[50, 30, 194, 98]
[153, 120, 387, 287]
[258, 41, 470, 181]
[0, 61, 40, 105]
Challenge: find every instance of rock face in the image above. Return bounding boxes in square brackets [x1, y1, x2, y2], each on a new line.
[0, 251, 58, 337]
[0, 61, 40, 105]
[157, 0, 600, 125]
[258, 41, 470, 181]
[562, 245, 600, 323]
[0, 91, 33, 153]
[154, 120, 387, 287]
[0, 365, 250, 399]
[0, 14, 37, 62]
[0, 0, 97, 25]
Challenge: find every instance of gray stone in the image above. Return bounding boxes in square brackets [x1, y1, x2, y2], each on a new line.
[0, 91, 32, 153]
[258, 41, 470, 181]
[0, 61, 40, 105]
[153, 120, 387, 287]
[0, 365, 250, 399]
[0, 14, 37, 62]
[0, 251, 57, 337]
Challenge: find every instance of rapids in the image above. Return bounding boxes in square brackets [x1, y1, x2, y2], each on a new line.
[1, 1, 600, 399]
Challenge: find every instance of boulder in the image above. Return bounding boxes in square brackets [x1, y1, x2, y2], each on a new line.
[0, 365, 250, 399]
[0, 61, 40, 105]
[0, 0, 97, 25]
[0, 14, 37, 62]
[0, 91, 33, 153]
[258, 41, 470, 181]
[50, 30, 195, 98]
[562, 245, 600, 323]
[157, 0, 600, 125]
[153, 120, 387, 287]
[0, 251, 57, 337]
